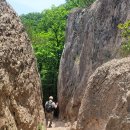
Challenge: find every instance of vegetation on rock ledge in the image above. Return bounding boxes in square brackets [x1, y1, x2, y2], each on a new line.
[118, 20, 130, 56]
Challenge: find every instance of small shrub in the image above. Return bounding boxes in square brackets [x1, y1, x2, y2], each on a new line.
[118, 20, 130, 56]
[37, 123, 45, 130]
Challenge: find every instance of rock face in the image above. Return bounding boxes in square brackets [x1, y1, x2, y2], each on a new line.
[58, 0, 130, 122]
[76, 57, 130, 130]
[0, 0, 45, 130]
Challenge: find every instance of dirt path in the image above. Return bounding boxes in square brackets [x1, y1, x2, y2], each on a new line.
[47, 120, 70, 130]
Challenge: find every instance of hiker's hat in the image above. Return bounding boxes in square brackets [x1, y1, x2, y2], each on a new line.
[49, 96, 53, 100]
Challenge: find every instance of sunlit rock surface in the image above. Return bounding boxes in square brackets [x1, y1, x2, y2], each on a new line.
[0, 0, 45, 129]
[58, 0, 130, 123]
[77, 57, 130, 130]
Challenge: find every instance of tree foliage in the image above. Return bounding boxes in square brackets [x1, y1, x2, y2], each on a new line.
[21, 5, 68, 102]
[118, 20, 130, 56]
[66, 0, 95, 7]
[20, 0, 96, 102]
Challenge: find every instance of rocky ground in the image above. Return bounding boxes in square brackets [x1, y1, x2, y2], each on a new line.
[47, 120, 70, 130]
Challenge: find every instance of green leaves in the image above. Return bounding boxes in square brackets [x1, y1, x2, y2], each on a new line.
[66, 0, 96, 8]
[20, 0, 96, 102]
[118, 20, 130, 56]
[20, 5, 68, 102]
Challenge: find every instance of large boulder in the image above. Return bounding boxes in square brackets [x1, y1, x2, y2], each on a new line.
[58, 0, 130, 122]
[76, 57, 130, 130]
[0, 0, 45, 129]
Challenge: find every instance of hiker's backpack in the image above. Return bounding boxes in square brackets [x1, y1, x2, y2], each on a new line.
[45, 101, 53, 113]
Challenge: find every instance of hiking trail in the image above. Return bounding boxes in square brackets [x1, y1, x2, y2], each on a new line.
[47, 120, 71, 130]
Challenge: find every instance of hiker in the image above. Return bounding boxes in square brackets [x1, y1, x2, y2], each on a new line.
[45, 96, 58, 128]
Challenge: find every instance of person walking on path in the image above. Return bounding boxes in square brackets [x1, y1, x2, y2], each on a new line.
[45, 96, 58, 128]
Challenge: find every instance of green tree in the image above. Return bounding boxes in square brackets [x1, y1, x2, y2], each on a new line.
[21, 5, 68, 102]
[66, 0, 95, 7]
[20, 0, 96, 102]
[21, 13, 42, 38]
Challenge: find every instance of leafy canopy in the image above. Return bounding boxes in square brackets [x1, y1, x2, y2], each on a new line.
[21, 5, 68, 102]
[66, 0, 95, 7]
[20, 0, 96, 102]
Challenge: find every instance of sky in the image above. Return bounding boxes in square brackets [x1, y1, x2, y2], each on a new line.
[6, 0, 66, 15]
